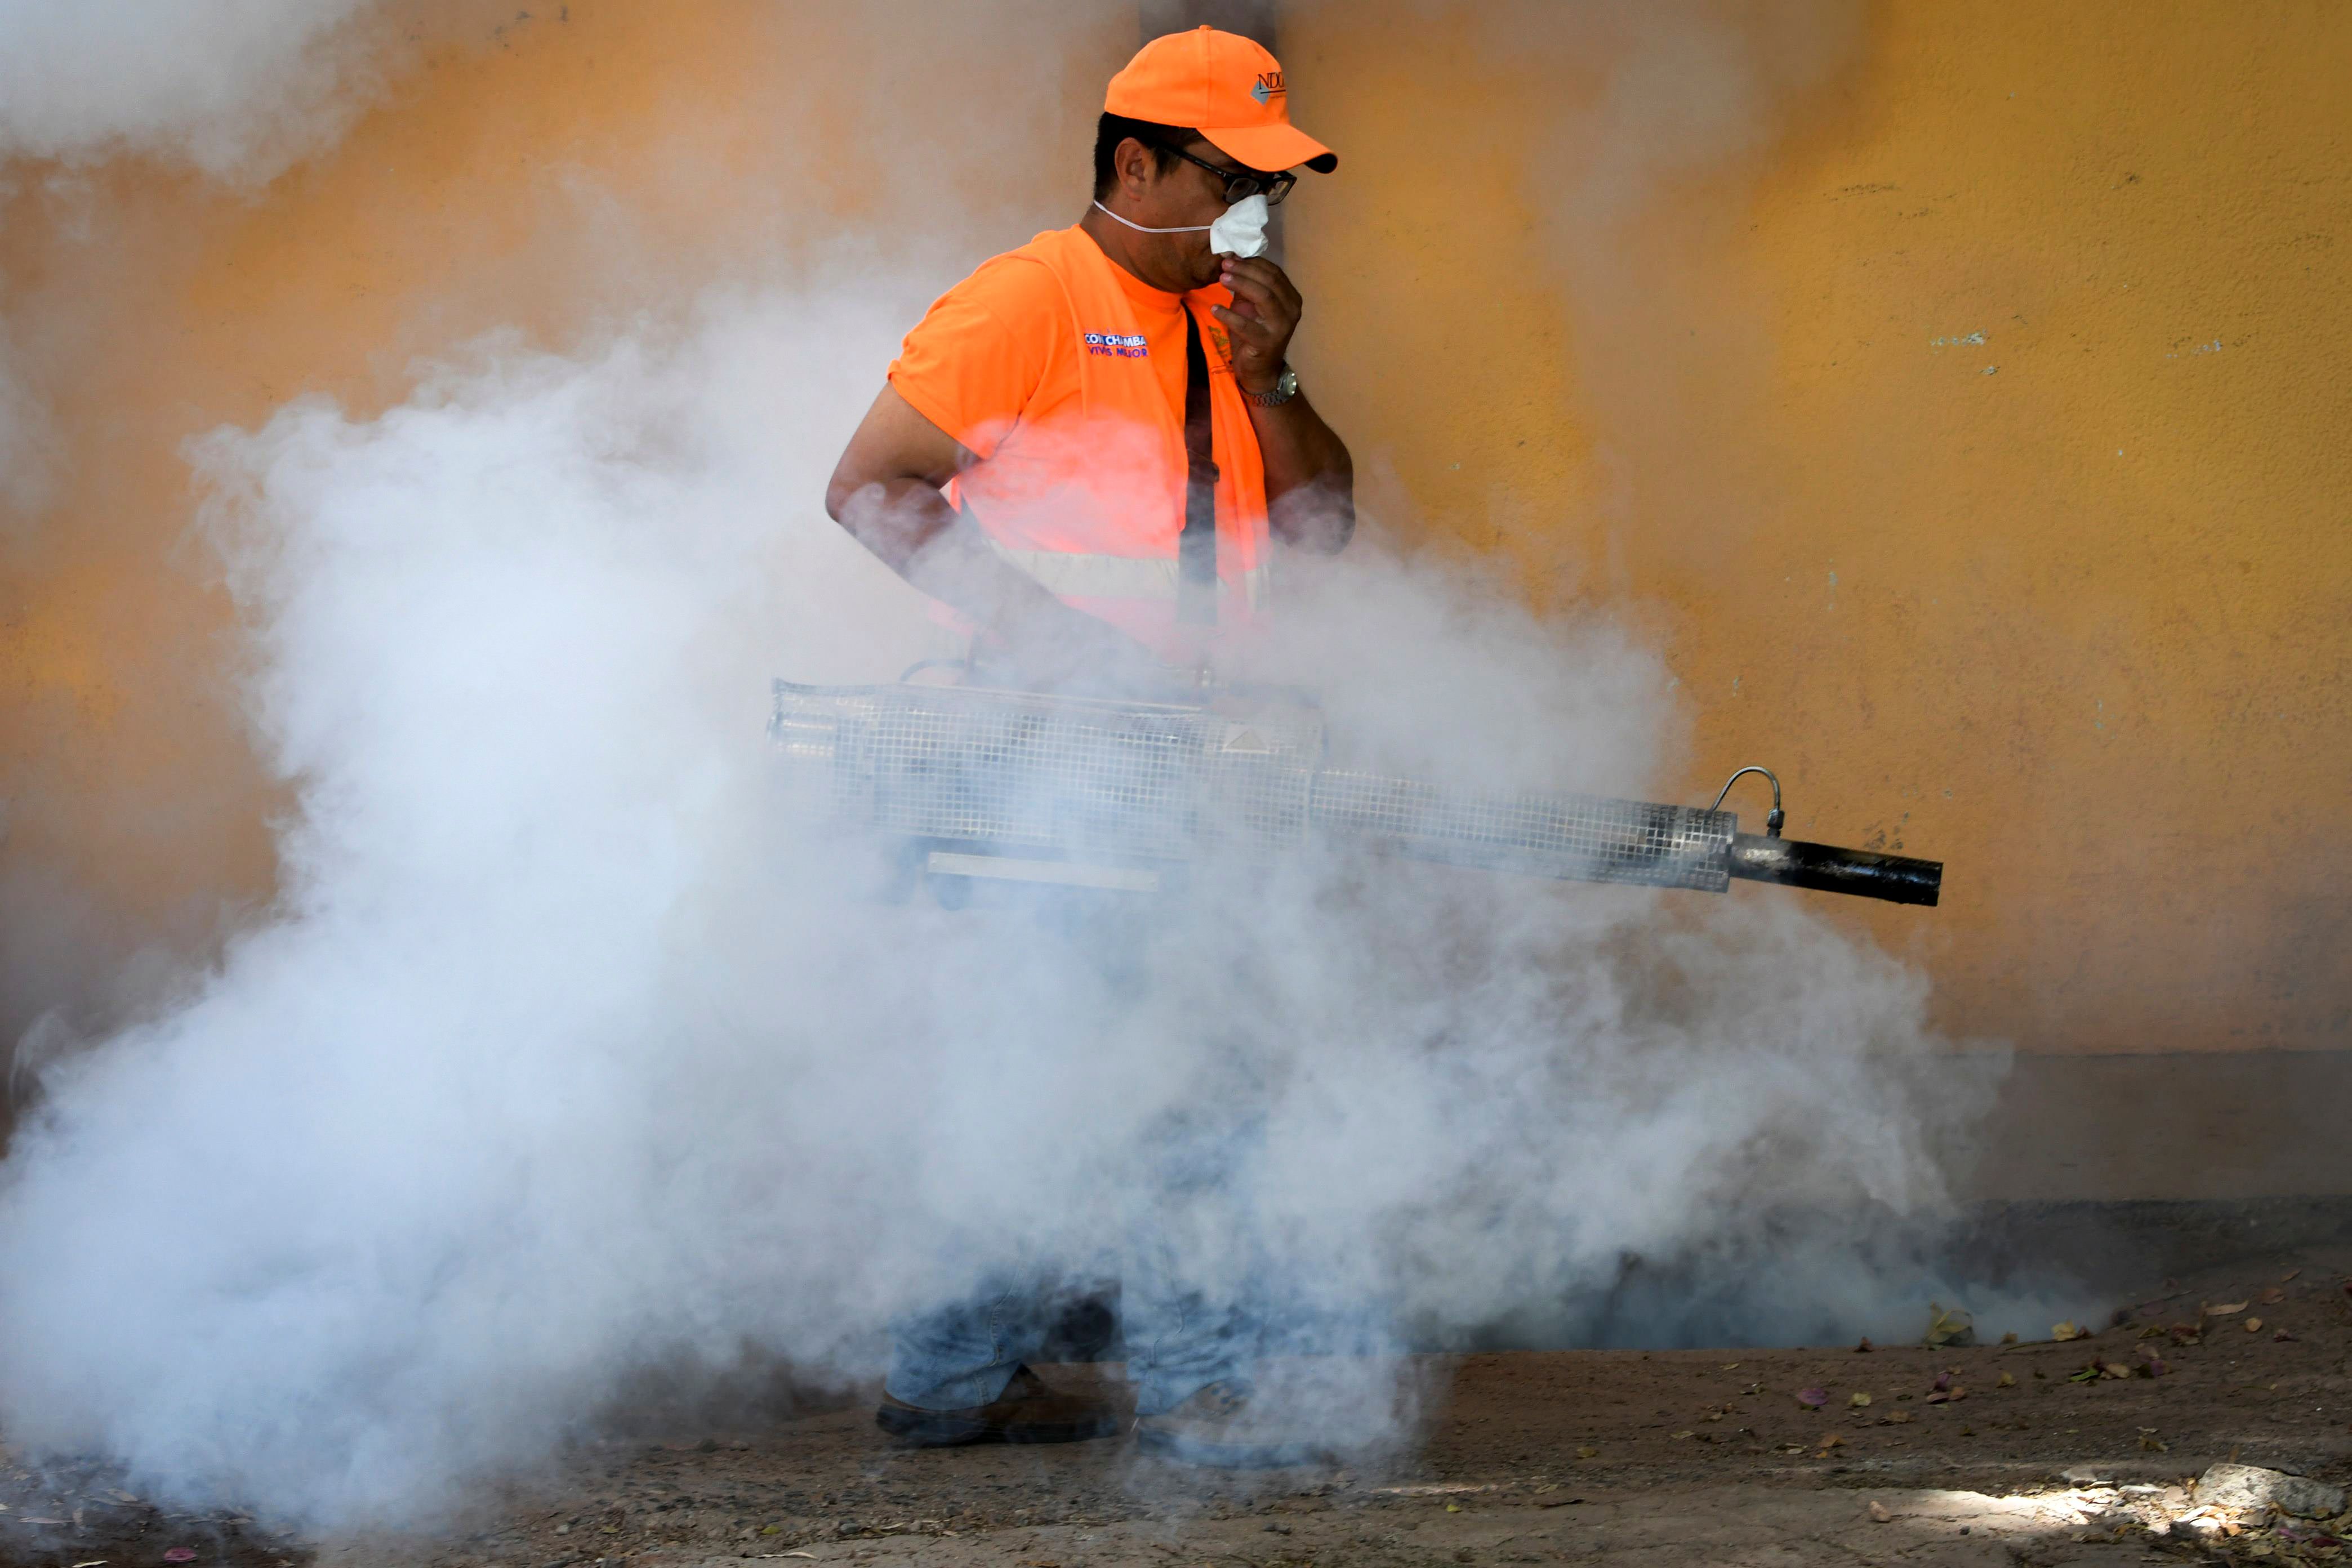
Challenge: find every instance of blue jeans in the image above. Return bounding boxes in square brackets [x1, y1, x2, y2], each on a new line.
[887, 1114, 1267, 1418]
[884, 1275, 1262, 1418]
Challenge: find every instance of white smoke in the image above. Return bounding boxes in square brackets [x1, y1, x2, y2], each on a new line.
[0, 0, 2023, 1533]
[0, 260, 1995, 1524]
[0, 0, 393, 182]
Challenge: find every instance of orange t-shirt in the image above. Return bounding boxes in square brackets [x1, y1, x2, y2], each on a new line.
[881, 227, 1273, 658]
[889, 247, 1205, 466]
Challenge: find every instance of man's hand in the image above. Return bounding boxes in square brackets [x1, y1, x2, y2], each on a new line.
[1206, 256, 1354, 552]
[828, 385, 1179, 697]
[1211, 256, 1302, 394]
[992, 601, 1181, 701]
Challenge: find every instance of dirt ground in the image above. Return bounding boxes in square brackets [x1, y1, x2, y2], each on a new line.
[6, 1247, 2348, 1568]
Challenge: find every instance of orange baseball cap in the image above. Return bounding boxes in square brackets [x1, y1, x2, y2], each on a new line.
[1105, 26, 1337, 176]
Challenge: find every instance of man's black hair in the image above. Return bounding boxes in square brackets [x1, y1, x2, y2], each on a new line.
[1093, 113, 1197, 200]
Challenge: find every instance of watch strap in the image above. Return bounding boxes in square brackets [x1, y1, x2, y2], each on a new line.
[1244, 365, 1299, 408]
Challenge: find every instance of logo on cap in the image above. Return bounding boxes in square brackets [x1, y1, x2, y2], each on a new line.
[1250, 70, 1285, 104]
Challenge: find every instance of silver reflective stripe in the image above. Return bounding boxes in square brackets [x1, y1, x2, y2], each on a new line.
[927, 850, 1160, 893]
[990, 545, 1270, 610]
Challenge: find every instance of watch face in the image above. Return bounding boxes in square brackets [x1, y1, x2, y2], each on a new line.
[1277, 367, 1299, 395]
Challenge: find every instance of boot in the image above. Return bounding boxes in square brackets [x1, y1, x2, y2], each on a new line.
[875, 1365, 1119, 1446]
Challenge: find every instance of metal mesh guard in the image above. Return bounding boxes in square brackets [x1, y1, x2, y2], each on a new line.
[770, 681, 1734, 892]
[770, 681, 1322, 861]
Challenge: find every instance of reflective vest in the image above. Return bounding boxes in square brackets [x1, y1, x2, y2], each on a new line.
[945, 225, 1272, 657]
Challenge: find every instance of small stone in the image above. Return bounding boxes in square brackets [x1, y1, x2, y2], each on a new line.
[2192, 1464, 2347, 1520]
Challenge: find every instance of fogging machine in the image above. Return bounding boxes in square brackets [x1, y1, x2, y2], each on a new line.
[768, 680, 1941, 907]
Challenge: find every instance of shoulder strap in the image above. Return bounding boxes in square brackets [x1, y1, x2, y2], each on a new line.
[1179, 309, 1220, 625]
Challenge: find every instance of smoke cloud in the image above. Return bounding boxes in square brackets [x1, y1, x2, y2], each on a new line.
[0, 0, 396, 182]
[0, 0, 2027, 1536]
[0, 266, 1997, 1524]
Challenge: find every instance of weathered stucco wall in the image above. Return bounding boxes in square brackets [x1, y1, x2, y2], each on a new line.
[3, 1, 2344, 1067]
[0, 1, 1129, 1055]
[1281, 0, 2351, 1055]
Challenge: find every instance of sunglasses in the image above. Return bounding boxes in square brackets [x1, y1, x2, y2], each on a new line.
[1157, 141, 1298, 207]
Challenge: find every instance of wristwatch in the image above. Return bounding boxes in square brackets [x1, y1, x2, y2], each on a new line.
[1244, 364, 1300, 408]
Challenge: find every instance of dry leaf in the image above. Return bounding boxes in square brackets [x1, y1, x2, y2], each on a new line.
[2245, 1317, 2264, 1333]
[1868, 1500, 1891, 1522]
[1925, 1302, 1976, 1348]
[2273, 1328, 2297, 1342]
[2281, 1269, 2301, 1282]
[1815, 1435, 1845, 1454]
[1887, 1410, 1912, 1424]
[1850, 1392, 1872, 1408]
[2205, 1300, 2248, 1316]
[1574, 1446, 1598, 1459]
[1671, 1431, 1694, 1441]
[2260, 1288, 2286, 1304]
[1997, 1371, 2016, 1387]
[2051, 1320, 2081, 1341]
[1796, 1387, 1827, 1409]
[2100, 1362, 2132, 1379]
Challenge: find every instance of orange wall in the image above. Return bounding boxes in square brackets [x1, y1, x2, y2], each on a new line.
[0, 0, 1132, 1052]
[1282, 0, 2352, 1054]
[4, 1, 2346, 1061]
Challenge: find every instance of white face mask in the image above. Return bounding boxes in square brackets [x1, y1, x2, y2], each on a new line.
[1090, 193, 1271, 260]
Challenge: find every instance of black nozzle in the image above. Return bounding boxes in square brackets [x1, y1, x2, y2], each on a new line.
[1726, 834, 1943, 907]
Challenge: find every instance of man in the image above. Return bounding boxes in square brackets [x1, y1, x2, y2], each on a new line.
[827, 23, 1353, 693]
[824, 27, 1355, 1465]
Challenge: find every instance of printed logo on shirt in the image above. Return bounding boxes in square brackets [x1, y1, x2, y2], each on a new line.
[1251, 71, 1285, 104]
[1083, 331, 1150, 359]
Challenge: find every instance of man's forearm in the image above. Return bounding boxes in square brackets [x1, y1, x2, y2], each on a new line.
[831, 479, 1166, 693]
[834, 478, 1069, 635]
[1246, 390, 1355, 553]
